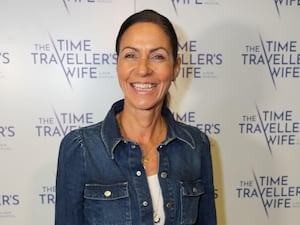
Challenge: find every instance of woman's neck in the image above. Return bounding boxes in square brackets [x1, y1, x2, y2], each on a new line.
[116, 104, 167, 176]
[117, 111, 165, 145]
[117, 103, 166, 145]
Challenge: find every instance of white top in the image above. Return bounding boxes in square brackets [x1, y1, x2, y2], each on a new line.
[147, 174, 165, 225]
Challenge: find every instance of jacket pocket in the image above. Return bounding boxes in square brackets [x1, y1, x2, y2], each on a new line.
[84, 182, 131, 225]
[180, 180, 204, 225]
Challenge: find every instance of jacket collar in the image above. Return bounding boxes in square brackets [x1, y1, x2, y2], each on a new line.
[101, 99, 196, 159]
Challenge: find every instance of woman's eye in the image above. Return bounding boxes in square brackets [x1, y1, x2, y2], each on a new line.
[124, 53, 136, 59]
[151, 54, 165, 61]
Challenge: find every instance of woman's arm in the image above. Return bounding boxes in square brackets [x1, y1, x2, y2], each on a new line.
[55, 130, 85, 225]
[198, 134, 217, 225]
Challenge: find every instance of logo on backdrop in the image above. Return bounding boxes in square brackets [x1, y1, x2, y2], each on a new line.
[236, 171, 300, 217]
[0, 51, 10, 78]
[0, 125, 15, 151]
[35, 107, 94, 137]
[0, 125, 15, 138]
[39, 186, 55, 205]
[173, 111, 221, 135]
[239, 105, 300, 154]
[171, 0, 220, 14]
[242, 34, 300, 89]
[274, 0, 300, 16]
[0, 52, 10, 64]
[0, 194, 20, 218]
[179, 40, 223, 79]
[62, 0, 113, 14]
[31, 35, 117, 88]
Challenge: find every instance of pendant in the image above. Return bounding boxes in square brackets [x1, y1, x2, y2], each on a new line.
[153, 213, 160, 223]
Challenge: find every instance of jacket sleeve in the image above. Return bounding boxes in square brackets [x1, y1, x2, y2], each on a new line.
[198, 133, 217, 225]
[55, 130, 85, 225]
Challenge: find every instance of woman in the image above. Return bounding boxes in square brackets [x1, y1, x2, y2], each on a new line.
[55, 9, 216, 225]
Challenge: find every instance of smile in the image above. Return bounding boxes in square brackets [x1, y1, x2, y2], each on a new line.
[131, 83, 157, 90]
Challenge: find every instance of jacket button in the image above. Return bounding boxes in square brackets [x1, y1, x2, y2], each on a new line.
[142, 201, 149, 207]
[160, 172, 168, 179]
[136, 170, 142, 176]
[193, 187, 198, 193]
[131, 145, 136, 149]
[104, 190, 111, 197]
[166, 202, 172, 208]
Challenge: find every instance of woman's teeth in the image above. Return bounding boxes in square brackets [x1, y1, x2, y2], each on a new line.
[131, 83, 157, 90]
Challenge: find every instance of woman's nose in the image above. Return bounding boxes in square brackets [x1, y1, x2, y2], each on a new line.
[137, 58, 152, 76]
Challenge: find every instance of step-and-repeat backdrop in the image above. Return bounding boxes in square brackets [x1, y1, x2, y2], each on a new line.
[1, 1, 299, 225]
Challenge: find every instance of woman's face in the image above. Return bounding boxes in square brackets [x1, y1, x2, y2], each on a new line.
[117, 22, 180, 111]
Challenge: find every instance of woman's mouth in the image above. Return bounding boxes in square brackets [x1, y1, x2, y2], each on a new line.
[131, 83, 157, 91]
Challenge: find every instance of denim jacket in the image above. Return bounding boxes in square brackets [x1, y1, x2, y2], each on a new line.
[55, 99, 216, 225]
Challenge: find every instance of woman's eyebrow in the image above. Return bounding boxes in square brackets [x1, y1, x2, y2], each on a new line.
[120, 46, 169, 54]
[120, 46, 137, 53]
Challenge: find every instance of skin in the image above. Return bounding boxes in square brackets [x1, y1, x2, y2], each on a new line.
[116, 22, 181, 175]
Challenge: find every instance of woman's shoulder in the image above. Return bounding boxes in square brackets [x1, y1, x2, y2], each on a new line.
[59, 122, 103, 149]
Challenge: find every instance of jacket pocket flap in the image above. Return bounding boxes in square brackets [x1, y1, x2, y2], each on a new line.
[84, 182, 129, 200]
[180, 180, 205, 197]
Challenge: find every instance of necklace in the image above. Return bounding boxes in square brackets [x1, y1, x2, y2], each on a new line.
[154, 210, 160, 223]
[141, 117, 165, 165]
[117, 114, 165, 141]
[118, 113, 165, 166]
[154, 216, 160, 223]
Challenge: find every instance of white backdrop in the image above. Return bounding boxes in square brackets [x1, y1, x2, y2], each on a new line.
[0, 0, 299, 225]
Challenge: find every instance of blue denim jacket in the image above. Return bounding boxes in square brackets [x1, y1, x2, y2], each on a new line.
[55, 99, 216, 225]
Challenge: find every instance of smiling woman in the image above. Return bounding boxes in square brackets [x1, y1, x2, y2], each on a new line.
[55, 9, 216, 225]
[116, 21, 180, 112]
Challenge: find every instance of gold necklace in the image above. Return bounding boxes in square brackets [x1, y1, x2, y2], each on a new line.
[117, 114, 165, 167]
[141, 117, 165, 165]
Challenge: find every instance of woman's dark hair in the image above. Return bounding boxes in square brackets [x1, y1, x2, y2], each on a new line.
[115, 9, 179, 107]
[115, 9, 179, 62]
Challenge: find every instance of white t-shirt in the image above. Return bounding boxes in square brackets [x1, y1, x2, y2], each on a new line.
[147, 174, 165, 225]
